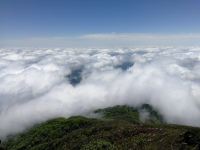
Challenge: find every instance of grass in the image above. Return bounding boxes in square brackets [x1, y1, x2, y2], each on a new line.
[1, 105, 200, 150]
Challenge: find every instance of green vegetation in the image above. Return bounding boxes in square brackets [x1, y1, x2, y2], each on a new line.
[94, 104, 164, 124]
[1, 105, 200, 150]
[139, 104, 164, 124]
[94, 105, 140, 123]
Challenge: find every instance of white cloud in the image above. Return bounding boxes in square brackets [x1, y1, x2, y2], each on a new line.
[0, 47, 200, 139]
[80, 33, 200, 40]
[1, 33, 200, 48]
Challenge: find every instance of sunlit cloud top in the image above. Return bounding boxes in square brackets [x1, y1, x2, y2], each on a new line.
[1, 47, 200, 138]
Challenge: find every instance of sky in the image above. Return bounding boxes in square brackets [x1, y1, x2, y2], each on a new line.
[1, 0, 200, 47]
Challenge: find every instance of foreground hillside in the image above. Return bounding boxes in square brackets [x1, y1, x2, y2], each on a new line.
[1, 105, 200, 150]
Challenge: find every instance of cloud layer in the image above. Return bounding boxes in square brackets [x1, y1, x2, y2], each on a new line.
[2, 33, 200, 48]
[1, 47, 200, 138]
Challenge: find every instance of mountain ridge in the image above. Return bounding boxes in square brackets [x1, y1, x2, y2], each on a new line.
[1, 105, 200, 150]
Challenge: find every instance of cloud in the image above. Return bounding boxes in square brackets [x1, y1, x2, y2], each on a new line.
[0, 47, 200, 139]
[1, 33, 200, 48]
[80, 33, 200, 40]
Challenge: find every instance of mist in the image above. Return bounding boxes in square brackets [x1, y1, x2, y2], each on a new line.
[0, 47, 200, 139]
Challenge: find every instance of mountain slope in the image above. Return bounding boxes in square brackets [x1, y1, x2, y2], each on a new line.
[1, 105, 200, 150]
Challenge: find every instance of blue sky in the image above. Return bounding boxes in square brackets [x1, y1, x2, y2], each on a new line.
[1, 0, 200, 47]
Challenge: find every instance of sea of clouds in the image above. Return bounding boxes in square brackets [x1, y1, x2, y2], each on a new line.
[1, 47, 200, 139]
